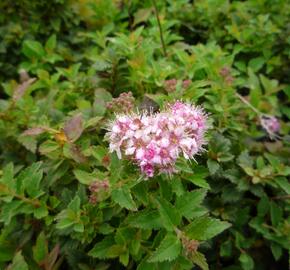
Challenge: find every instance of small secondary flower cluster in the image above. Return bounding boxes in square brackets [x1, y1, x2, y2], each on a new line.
[260, 115, 280, 139]
[106, 91, 135, 114]
[106, 101, 208, 178]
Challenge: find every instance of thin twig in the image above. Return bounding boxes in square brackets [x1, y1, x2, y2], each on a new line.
[271, 194, 290, 200]
[235, 93, 261, 115]
[152, 0, 167, 57]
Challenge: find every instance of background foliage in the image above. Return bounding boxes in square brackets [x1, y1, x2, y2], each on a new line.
[0, 0, 289, 269]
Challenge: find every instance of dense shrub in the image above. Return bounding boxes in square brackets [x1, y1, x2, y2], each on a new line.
[0, 1, 289, 269]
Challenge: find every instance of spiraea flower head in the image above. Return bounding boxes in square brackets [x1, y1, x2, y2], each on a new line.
[106, 101, 208, 178]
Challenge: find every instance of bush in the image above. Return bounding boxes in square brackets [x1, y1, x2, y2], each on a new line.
[0, 1, 289, 269]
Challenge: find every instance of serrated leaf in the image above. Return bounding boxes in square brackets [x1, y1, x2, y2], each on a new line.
[274, 177, 290, 194]
[133, 8, 152, 26]
[148, 234, 181, 262]
[21, 162, 44, 198]
[13, 78, 37, 101]
[119, 251, 129, 266]
[220, 239, 232, 257]
[156, 198, 181, 231]
[73, 169, 95, 185]
[88, 236, 116, 258]
[22, 40, 45, 59]
[270, 243, 282, 261]
[207, 159, 219, 175]
[248, 57, 265, 72]
[191, 251, 208, 270]
[112, 187, 137, 210]
[257, 196, 269, 217]
[184, 176, 210, 189]
[8, 251, 29, 270]
[176, 189, 207, 219]
[0, 163, 14, 190]
[64, 143, 87, 163]
[239, 253, 254, 270]
[45, 34, 57, 51]
[185, 216, 231, 240]
[22, 127, 46, 136]
[127, 209, 162, 229]
[39, 140, 59, 155]
[137, 259, 156, 270]
[33, 232, 48, 263]
[64, 113, 84, 142]
[270, 201, 283, 226]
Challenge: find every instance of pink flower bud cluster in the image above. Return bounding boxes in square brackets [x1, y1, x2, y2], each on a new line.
[219, 66, 234, 85]
[260, 115, 280, 139]
[89, 180, 110, 205]
[106, 101, 208, 178]
[181, 236, 199, 256]
[164, 79, 192, 93]
[106, 91, 135, 113]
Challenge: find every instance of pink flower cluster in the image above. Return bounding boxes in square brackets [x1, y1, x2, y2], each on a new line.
[260, 115, 280, 139]
[106, 101, 208, 178]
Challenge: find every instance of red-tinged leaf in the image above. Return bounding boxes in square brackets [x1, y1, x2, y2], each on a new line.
[64, 114, 84, 142]
[13, 78, 36, 101]
[45, 244, 60, 270]
[22, 127, 46, 136]
[64, 143, 87, 163]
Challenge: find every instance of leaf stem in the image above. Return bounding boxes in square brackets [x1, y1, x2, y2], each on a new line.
[152, 0, 167, 57]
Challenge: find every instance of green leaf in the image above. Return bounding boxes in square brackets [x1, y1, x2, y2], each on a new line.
[0, 200, 24, 225]
[185, 216, 231, 240]
[112, 187, 137, 210]
[148, 234, 181, 262]
[127, 209, 162, 229]
[270, 201, 283, 226]
[21, 162, 44, 198]
[0, 243, 14, 262]
[33, 232, 48, 263]
[191, 251, 209, 270]
[239, 253, 254, 270]
[0, 163, 15, 191]
[137, 259, 156, 270]
[39, 140, 59, 155]
[8, 251, 29, 270]
[133, 8, 152, 26]
[68, 195, 81, 213]
[274, 177, 290, 194]
[73, 169, 95, 185]
[270, 243, 282, 261]
[45, 34, 57, 52]
[207, 159, 220, 175]
[257, 196, 269, 217]
[156, 198, 181, 231]
[176, 189, 207, 219]
[119, 251, 129, 266]
[184, 175, 210, 189]
[220, 239, 232, 257]
[34, 204, 48, 219]
[22, 40, 45, 59]
[248, 57, 265, 72]
[88, 236, 115, 259]
[74, 223, 84, 233]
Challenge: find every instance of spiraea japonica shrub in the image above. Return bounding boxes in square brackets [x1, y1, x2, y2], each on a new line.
[0, 1, 289, 270]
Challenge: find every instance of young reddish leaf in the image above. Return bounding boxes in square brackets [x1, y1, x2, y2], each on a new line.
[64, 113, 84, 142]
[13, 78, 36, 101]
[22, 127, 46, 136]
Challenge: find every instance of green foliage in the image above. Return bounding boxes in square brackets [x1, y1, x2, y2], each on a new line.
[0, 0, 289, 269]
